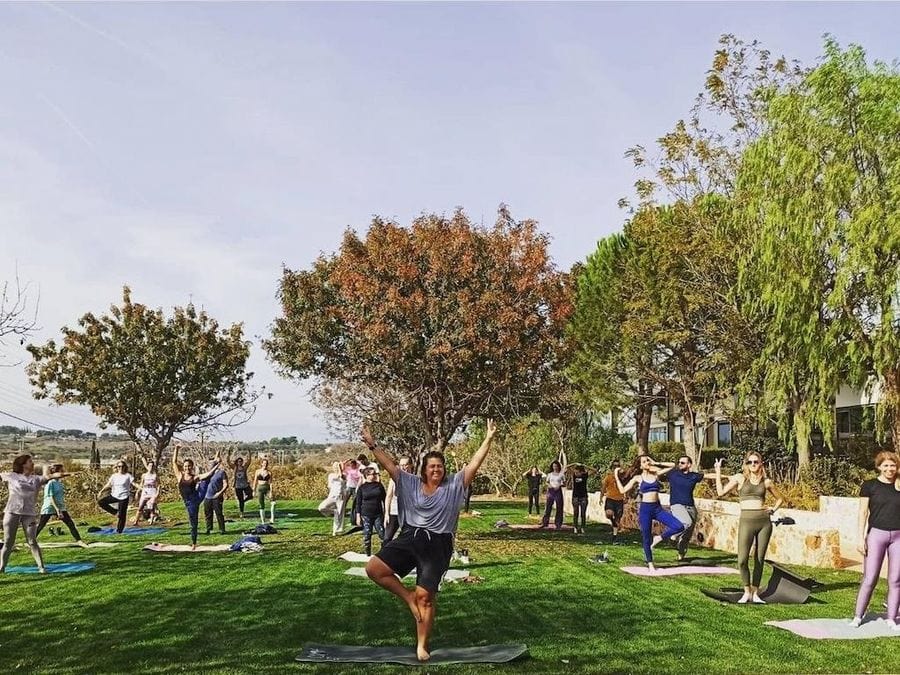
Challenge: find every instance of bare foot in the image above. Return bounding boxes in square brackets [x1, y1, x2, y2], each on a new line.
[191, 544, 197, 552]
[77, 540, 89, 548]
[737, 592, 751, 604]
[416, 645, 430, 662]
[650, 535, 663, 549]
[38, 567, 47, 574]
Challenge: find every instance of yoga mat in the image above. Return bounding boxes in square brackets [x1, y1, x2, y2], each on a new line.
[766, 615, 900, 639]
[96, 527, 166, 536]
[339, 551, 371, 563]
[621, 565, 740, 577]
[508, 524, 574, 531]
[143, 543, 232, 553]
[296, 643, 527, 665]
[40, 542, 119, 549]
[702, 562, 819, 605]
[343, 567, 471, 581]
[4, 562, 96, 574]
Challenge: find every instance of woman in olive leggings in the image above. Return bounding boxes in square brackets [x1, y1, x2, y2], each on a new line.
[715, 452, 784, 604]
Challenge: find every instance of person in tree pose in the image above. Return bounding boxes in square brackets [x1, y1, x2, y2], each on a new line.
[850, 451, 900, 628]
[523, 466, 543, 515]
[384, 456, 413, 542]
[540, 459, 567, 529]
[615, 455, 685, 571]
[568, 463, 596, 535]
[133, 457, 161, 526]
[363, 420, 497, 662]
[97, 460, 134, 534]
[36, 462, 87, 546]
[2, 455, 74, 572]
[660, 455, 717, 561]
[715, 452, 784, 603]
[252, 457, 274, 524]
[601, 460, 625, 543]
[228, 451, 254, 519]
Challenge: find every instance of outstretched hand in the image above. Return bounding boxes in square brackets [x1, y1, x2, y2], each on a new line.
[361, 426, 376, 449]
[485, 419, 497, 438]
[714, 458, 724, 472]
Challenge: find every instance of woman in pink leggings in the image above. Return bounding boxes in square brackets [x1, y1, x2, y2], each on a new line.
[850, 451, 900, 628]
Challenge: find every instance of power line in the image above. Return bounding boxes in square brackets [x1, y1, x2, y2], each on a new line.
[0, 407, 56, 431]
[0, 391, 96, 428]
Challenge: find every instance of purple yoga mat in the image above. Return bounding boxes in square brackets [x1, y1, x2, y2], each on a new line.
[620, 565, 740, 577]
[766, 615, 900, 640]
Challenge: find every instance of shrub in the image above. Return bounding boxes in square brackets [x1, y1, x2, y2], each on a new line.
[647, 441, 686, 463]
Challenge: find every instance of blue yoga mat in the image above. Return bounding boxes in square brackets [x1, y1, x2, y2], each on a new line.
[96, 527, 166, 536]
[5, 562, 96, 574]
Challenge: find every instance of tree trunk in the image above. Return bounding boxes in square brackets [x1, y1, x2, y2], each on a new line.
[882, 370, 900, 455]
[634, 402, 651, 454]
[790, 395, 811, 469]
[682, 410, 698, 462]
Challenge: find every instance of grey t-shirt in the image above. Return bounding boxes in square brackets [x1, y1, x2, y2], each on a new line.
[395, 469, 466, 534]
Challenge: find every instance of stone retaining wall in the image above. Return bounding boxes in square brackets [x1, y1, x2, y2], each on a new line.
[563, 489, 859, 569]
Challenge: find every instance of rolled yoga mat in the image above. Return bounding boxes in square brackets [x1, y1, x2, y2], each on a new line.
[296, 643, 527, 665]
[4, 562, 96, 574]
[702, 563, 819, 605]
[143, 543, 232, 553]
[95, 527, 166, 536]
[621, 565, 740, 577]
[766, 615, 900, 639]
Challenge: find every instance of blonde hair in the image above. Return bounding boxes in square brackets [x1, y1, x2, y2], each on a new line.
[742, 451, 767, 481]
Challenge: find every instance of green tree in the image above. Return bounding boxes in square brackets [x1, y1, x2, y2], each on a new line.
[265, 206, 572, 450]
[27, 287, 257, 464]
[737, 39, 900, 456]
[568, 233, 665, 453]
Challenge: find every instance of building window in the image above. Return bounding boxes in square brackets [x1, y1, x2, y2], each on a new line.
[836, 406, 873, 435]
[717, 422, 732, 448]
[674, 425, 683, 443]
[648, 427, 668, 443]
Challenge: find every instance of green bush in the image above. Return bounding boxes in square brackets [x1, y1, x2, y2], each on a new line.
[647, 441, 686, 463]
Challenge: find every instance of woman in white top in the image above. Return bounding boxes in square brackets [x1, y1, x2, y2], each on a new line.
[132, 458, 160, 526]
[1, 454, 72, 573]
[97, 460, 134, 533]
[317, 461, 347, 535]
[384, 456, 413, 542]
[540, 459, 567, 529]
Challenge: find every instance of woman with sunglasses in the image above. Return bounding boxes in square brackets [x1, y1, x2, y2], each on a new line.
[97, 460, 134, 534]
[614, 454, 684, 570]
[715, 452, 784, 603]
[850, 451, 900, 629]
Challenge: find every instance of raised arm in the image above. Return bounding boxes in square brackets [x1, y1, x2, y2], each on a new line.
[361, 426, 399, 481]
[654, 463, 675, 477]
[463, 419, 497, 488]
[714, 458, 740, 497]
[172, 445, 182, 476]
[613, 467, 638, 495]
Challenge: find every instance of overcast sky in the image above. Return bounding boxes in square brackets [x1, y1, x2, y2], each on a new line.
[0, 2, 897, 443]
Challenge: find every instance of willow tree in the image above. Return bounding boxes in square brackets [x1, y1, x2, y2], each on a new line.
[265, 206, 572, 450]
[27, 287, 257, 463]
[737, 39, 900, 456]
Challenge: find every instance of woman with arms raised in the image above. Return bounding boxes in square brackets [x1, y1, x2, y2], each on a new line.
[363, 420, 497, 662]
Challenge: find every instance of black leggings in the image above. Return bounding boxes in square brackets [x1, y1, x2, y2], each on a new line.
[204, 497, 225, 534]
[528, 490, 541, 514]
[385, 514, 400, 542]
[36, 511, 82, 541]
[98, 495, 129, 533]
[235, 486, 252, 514]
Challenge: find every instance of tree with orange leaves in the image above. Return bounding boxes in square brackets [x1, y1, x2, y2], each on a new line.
[265, 206, 572, 451]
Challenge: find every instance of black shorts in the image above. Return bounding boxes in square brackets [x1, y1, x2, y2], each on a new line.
[374, 526, 454, 594]
[605, 498, 624, 524]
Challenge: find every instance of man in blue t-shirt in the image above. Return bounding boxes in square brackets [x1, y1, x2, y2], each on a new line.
[664, 456, 715, 560]
[203, 461, 229, 535]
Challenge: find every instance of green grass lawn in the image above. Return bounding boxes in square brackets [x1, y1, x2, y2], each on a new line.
[0, 499, 895, 674]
